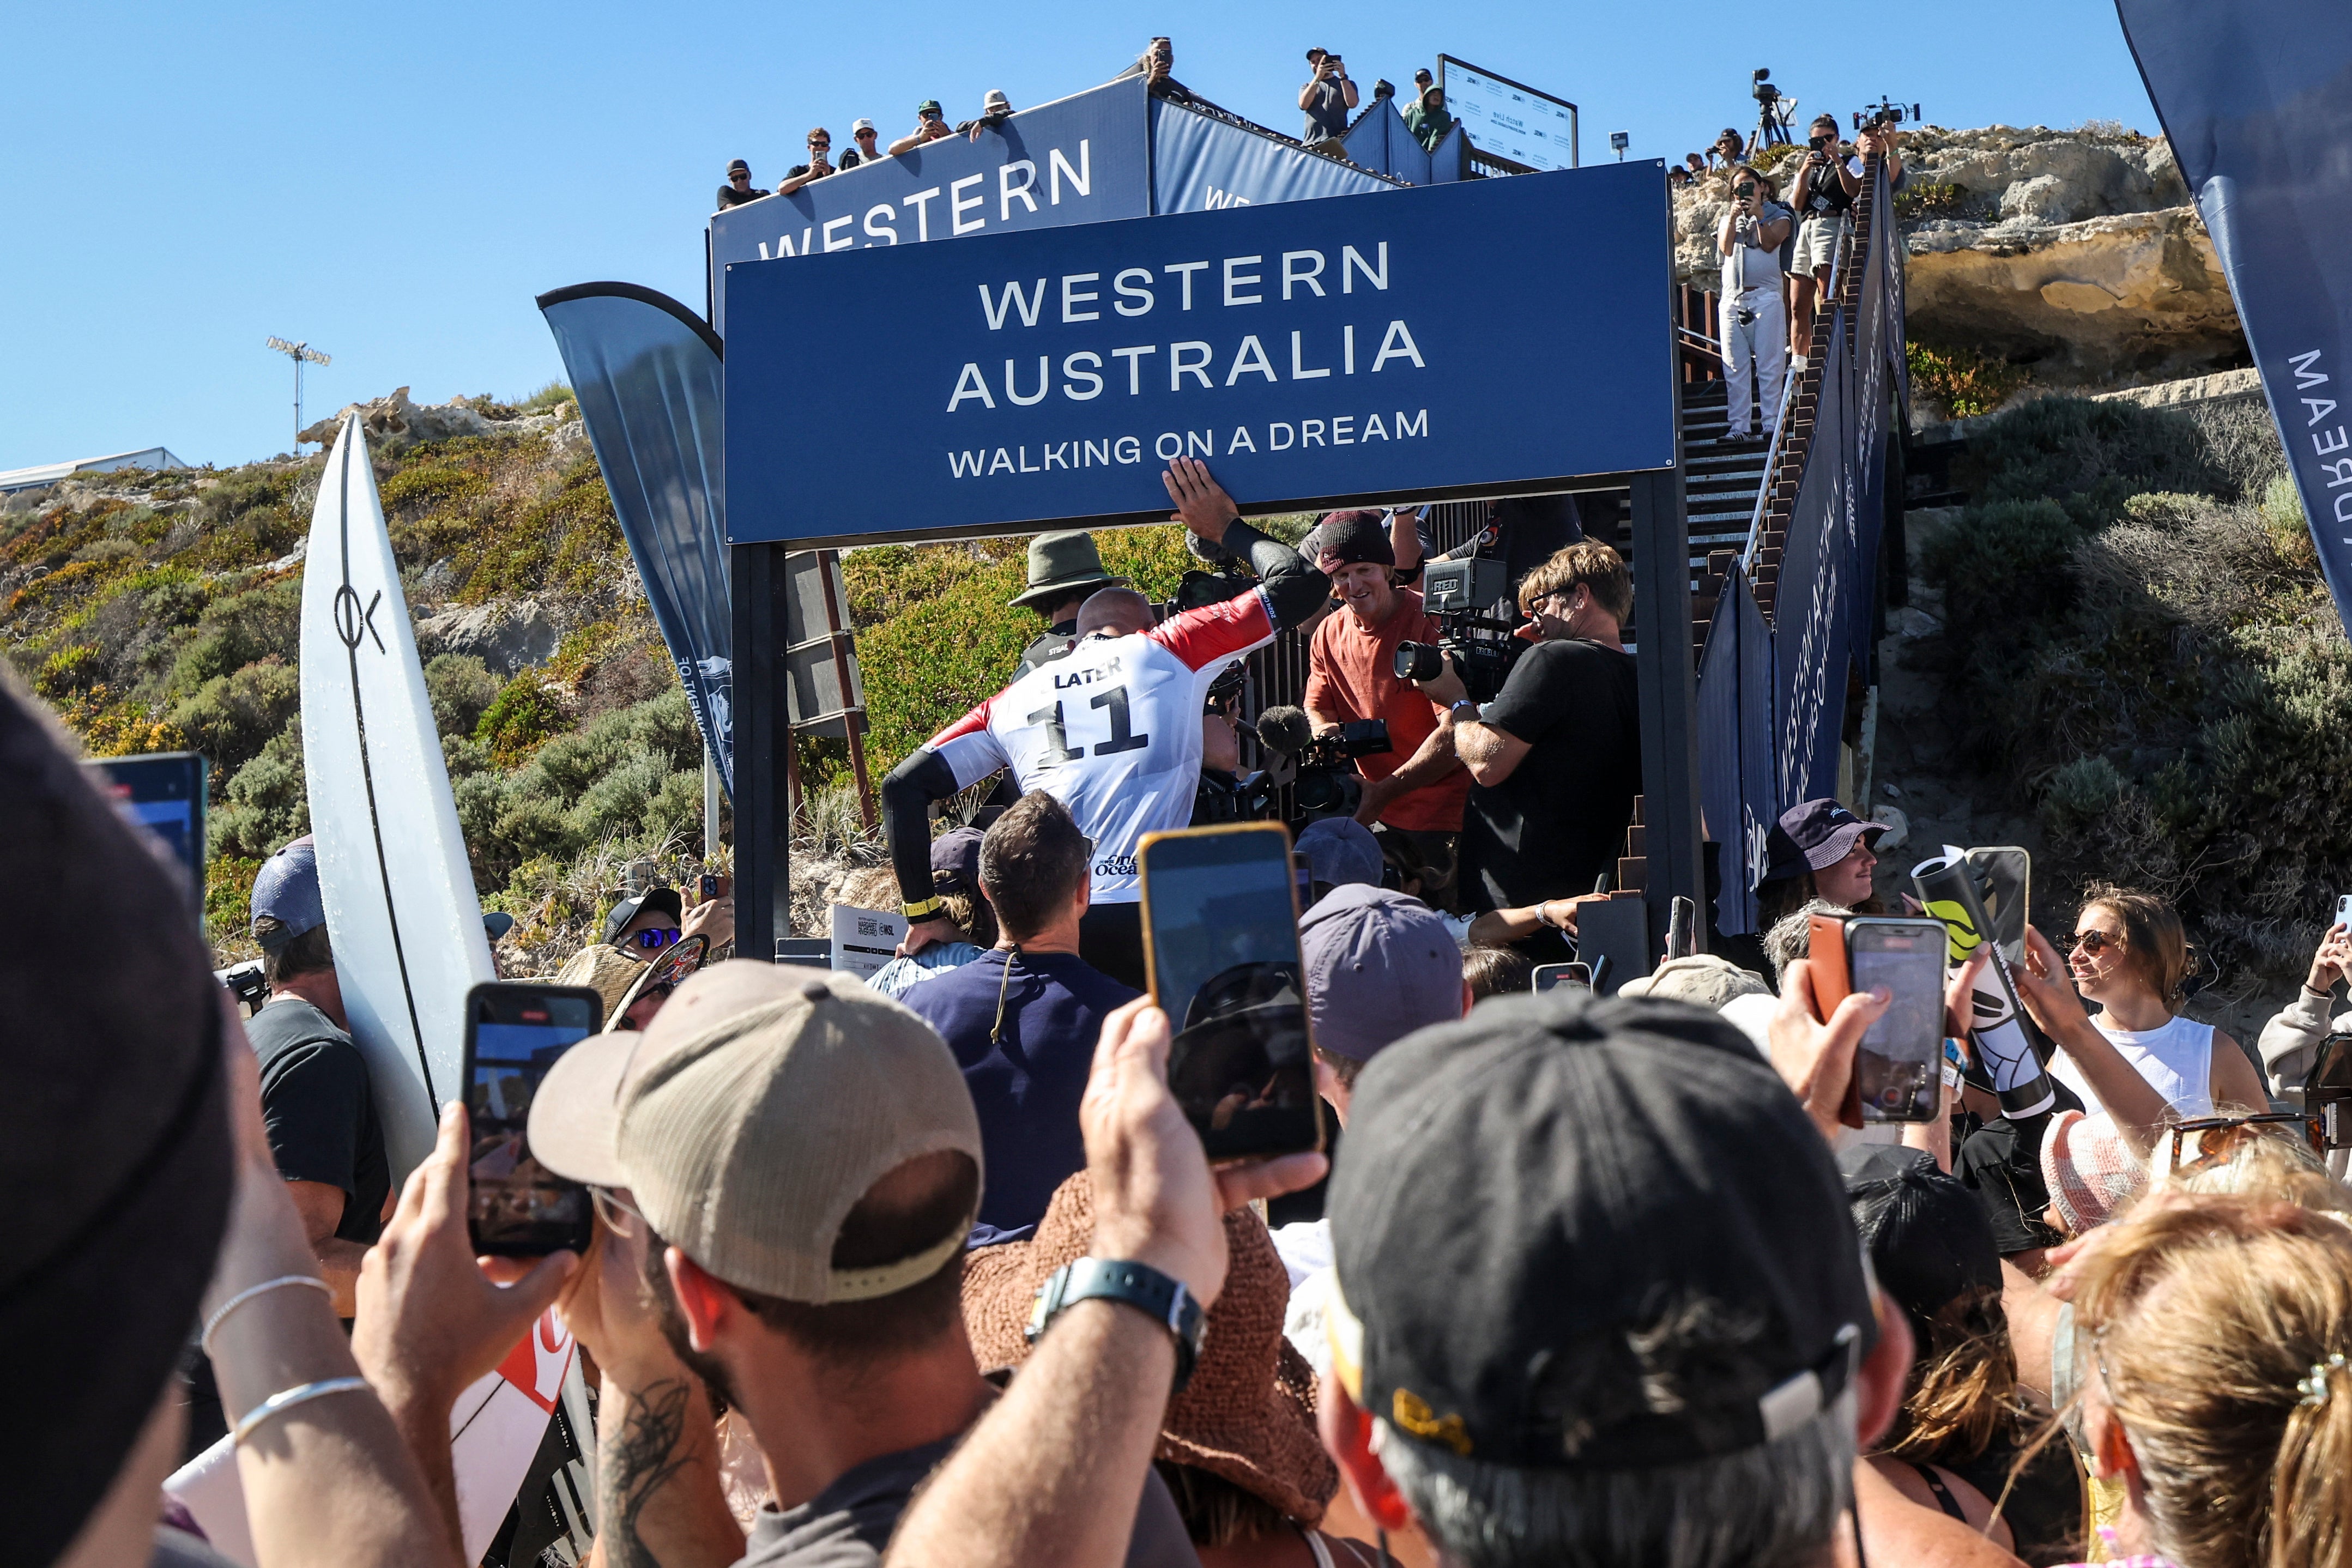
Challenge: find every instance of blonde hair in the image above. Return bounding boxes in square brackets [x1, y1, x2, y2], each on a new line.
[2162, 1124, 2352, 1215]
[1517, 541, 1633, 625]
[2071, 1195, 2352, 1568]
[2080, 882, 2191, 1008]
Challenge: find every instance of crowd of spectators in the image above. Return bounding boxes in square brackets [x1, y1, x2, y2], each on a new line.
[23, 338, 2352, 1568]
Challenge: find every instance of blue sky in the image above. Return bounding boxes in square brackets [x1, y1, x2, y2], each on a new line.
[0, 2, 2160, 472]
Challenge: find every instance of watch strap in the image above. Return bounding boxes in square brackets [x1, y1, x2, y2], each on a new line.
[900, 896, 947, 921]
[1026, 1257, 1204, 1391]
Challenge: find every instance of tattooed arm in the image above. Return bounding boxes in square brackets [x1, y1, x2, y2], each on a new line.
[594, 1375, 742, 1568]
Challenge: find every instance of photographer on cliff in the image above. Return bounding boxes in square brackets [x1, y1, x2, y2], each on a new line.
[1411, 543, 1641, 962]
[1717, 166, 1792, 441]
[1789, 114, 1903, 361]
[1301, 511, 1469, 902]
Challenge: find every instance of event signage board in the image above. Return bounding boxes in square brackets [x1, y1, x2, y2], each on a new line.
[1438, 56, 1578, 172]
[708, 78, 1152, 335]
[724, 161, 1673, 546]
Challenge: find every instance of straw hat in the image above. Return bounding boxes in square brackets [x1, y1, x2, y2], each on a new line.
[555, 942, 649, 1026]
[964, 1172, 1336, 1524]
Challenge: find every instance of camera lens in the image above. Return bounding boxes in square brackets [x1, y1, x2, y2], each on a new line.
[1393, 643, 1443, 683]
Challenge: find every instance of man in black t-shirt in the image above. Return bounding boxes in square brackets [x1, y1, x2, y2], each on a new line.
[246, 837, 390, 1317]
[717, 158, 768, 209]
[1413, 542, 1641, 962]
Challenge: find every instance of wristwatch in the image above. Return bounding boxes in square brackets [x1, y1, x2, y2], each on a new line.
[900, 895, 947, 921]
[1027, 1257, 1205, 1392]
[1450, 699, 1482, 723]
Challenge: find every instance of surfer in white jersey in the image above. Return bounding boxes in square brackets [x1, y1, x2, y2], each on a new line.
[883, 459, 1333, 988]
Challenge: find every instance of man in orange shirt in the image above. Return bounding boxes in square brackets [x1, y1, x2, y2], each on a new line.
[1302, 510, 1471, 909]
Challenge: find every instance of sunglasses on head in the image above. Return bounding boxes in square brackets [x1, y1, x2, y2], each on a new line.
[2160, 1112, 2324, 1177]
[2068, 929, 2123, 956]
[625, 926, 681, 952]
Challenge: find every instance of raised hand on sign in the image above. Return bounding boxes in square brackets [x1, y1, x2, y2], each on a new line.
[1163, 456, 1241, 548]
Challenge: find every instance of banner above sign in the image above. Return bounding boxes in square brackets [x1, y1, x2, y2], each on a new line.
[725, 162, 1672, 547]
[1439, 56, 1579, 172]
[708, 78, 1152, 336]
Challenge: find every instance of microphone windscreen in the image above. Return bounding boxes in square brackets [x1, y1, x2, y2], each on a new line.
[1256, 705, 1313, 755]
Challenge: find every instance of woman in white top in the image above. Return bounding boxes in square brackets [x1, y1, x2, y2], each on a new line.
[2015, 885, 2268, 1143]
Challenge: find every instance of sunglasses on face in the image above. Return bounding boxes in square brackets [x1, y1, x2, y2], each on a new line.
[2160, 1112, 2324, 1177]
[626, 926, 681, 952]
[810, 141, 831, 150]
[2069, 930, 2123, 957]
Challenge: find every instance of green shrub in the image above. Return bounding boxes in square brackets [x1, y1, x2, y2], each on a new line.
[169, 657, 301, 778]
[1960, 396, 2227, 529]
[475, 669, 570, 768]
[425, 653, 501, 737]
[1906, 342, 2029, 419]
[519, 382, 576, 413]
[35, 644, 105, 699]
[210, 718, 309, 861]
[166, 578, 301, 694]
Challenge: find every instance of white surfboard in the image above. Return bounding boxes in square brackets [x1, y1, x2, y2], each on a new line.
[164, 1307, 579, 1565]
[298, 415, 495, 1182]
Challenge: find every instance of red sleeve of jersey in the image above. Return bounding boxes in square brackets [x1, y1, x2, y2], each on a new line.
[924, 697, 994, 751]
[1148, 586, 1279, 671]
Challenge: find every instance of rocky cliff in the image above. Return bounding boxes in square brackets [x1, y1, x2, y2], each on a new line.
[1674, 123, 2248, 389]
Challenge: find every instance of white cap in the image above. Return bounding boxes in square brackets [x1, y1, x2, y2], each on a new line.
[852, 117, 875, 134]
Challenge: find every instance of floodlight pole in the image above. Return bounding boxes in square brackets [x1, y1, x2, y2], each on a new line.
[265, 337, 332, 452]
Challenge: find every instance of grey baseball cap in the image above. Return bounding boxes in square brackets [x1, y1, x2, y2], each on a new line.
[1296, 818, 1382, 892]
[1302, 883, 1464, 1062]
[251, 835, 325, 952]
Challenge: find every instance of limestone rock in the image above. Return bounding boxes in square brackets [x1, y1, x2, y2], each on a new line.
[415, 597, 560, 675]
[299, 386, 500, 450]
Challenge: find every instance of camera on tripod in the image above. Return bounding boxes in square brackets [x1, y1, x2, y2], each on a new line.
[1853, 98, 1921, 133]
[1750, 67, 1797, 148]
[1392, 558, 1526, 704]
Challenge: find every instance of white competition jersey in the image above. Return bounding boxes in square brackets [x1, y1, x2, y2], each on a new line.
[922, 588, 1280, 902]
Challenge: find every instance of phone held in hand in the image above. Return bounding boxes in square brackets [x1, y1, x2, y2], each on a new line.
[461, 982, 605, 1256]
[1531, 961, 1592, 994]
[1807, 915, 1946, 1124]
[2336, 893, 2352, 930]
[1139, 822, 1326, 1165]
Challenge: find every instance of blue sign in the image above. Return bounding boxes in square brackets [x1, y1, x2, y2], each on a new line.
[708, 78, 1152, 336]
[2118, 0, 2352, 643]
[1149, 96, 1398, 213]
[724, 162, 1674, 546]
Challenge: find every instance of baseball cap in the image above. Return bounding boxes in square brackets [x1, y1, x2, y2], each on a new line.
[1326, 992, 1872, 1469]
[930, 826, 987, 896]
[1617, 953, 1771, 1010]
[1295, 818, 1382, 891]
[602, 886, 684, 945]
[252, 834, 325, 951]
[0, 684, 232, 1565]
[1414, 67, 1434, 83]
[1764, 798, 1884, 883]
[727, 158, 749, 174]
[1316, 509, 1394, 568]
[1840, 1143, 1999, 1351]
[917, 98, 944, 117]
[529, 961, 982, 1303]
[851, 117, 875, 134]
[1302, 884, 1462, 1062]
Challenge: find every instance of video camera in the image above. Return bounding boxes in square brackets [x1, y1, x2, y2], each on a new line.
[1853, 98, 1921, 134]
[1253, 706, 1390, 822]
[216, 959, 268, 1016]
[1392, 558, 1527, 705]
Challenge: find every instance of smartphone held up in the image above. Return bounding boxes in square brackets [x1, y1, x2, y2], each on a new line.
[1139, 823, 1326, 1165]
[462, 982, 605, 1256]
[1809, 915, 1946, 1123]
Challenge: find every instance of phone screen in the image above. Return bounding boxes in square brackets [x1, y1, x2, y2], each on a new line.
[1849, 921, 1945, 1122]
[1140, 825, 1323, 1163]
[463, 983, 602, 1255]
[1531, 962, 1591, 993]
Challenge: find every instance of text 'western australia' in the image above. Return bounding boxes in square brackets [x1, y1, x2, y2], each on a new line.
[942, 243, 1425, 416]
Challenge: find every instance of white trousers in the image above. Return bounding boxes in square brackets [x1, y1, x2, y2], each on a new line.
[1721, 283, 1787, 438]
